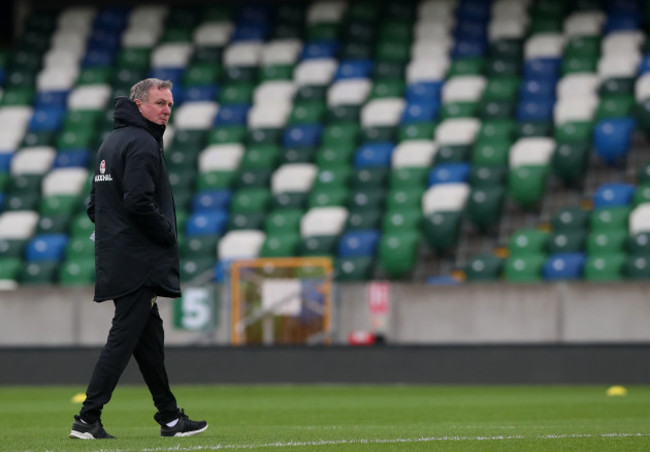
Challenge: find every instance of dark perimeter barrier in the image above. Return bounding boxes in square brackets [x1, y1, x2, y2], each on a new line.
[1, 344, 649, 385]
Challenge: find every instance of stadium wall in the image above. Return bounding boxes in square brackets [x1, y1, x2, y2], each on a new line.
[1, 282, 650, 346]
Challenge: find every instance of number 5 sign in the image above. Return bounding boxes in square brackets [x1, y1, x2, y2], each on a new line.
[173, 287, 217, 331]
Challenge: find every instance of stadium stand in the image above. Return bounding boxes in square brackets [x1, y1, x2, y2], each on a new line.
[1, 0, 650, 287]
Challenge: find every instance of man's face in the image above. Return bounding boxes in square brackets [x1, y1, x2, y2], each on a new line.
[135, 87, 173, 125]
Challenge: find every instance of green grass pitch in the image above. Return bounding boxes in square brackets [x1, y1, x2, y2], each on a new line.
[2, 384, 650, 451]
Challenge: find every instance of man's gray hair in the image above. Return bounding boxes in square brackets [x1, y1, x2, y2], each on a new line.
[130, 78, 173, 102]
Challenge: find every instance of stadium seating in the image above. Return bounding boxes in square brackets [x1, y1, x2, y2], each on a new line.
[1, 0, 650, 287]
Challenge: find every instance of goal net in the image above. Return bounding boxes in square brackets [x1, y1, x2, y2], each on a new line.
[228, 256, 334, 346]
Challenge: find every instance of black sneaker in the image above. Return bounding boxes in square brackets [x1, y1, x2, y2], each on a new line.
[69, 416, 116, 439]
[157, 409, 208, 437]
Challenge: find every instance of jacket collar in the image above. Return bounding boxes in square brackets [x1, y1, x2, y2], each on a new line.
[113, 96, 166, 142]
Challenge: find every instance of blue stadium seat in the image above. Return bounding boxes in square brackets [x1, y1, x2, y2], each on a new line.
[523, 58, 561, 81]
[93, 7, 129, 31]
[592, 182, 635, 208]
[52, 150, 91, 169]
[191, 189, 233, 212]
[638, 55, 650, 75]
[81, 49, 115, 67]
[543, 252, 587, 280]
[454, 18, 488, 41]
[87, 29, 121, 53]
[0, 153, 12, 172]
[237, 4, 271, 23]
[428, 162, 472, 185]
[25, 234, 69, 262]
[604, 13, 640, 32]
[593, 117, 636, 166]
[517, 98, 555, 122]
[213, 258, 234, 282]
[182, 85, 220, 103]
[401, 100, 440, 123]
[283, 124, 323, 148]
[452, 37, 487, 58]
[0, 193, 4, 213]
[337, 230, 381, 258]
[35, 90, 69, 108]
[335, 59, 373, 80]
[149, 67, 185, 85]
[519, 79, 557, 102]
[354, 143, 395, 168]
[28, 107, 67, 132]
[406, 81, 443, 103]
[185, 210, 229, 237]
[214, 104, 251, 126]
[232, 22, 269, 41]
[301, 41, 340, 59]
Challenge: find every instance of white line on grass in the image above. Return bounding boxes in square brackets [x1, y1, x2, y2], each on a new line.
[136, 433, 650, 451]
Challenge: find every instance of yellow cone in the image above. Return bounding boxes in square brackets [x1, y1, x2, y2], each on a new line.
[606, 385, 628, 396]
[71, 393, 87, 403]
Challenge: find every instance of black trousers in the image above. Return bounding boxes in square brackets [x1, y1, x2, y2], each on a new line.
[79, 285, 179, 424]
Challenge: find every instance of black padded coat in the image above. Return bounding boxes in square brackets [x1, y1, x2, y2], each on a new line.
[87, 96, 181, 302]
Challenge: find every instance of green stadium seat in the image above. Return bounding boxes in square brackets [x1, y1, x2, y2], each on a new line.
[64, 236, 95, 260]
[385, 187, 423, 212]
[504, 254, 546, 283]
[345, 208, 383, 231]
[624, 255, 650, 280]
[507, 165, 550, 209]
[260, 232, 300, 257]
[183, 62, 221, 86]
[378, 229, 419, 279]
[300, 235, 338, 257]
[265, 208, 303, 235]
[552, 142, 590, 187]
[551, 206, 591, 232]
[59, 257, 95, 286]
[230, 187, 271, 213]
[633, 183, 650, 207]
[422, 211, 463, 255]
[382, 208, 422, 233]
[468, 165, 508, 188]
[239, 144, 280, 169]
[547, 230, 587, 254]
[235, 168, 273, 189]
[289, 102, 326, 125]
[584, 254, 626, 282]
[0, 257, 22, 284]
[179, 235, 219, 259]
[481, 76, 521, 102]
[472, 142, 510, 167]
[35, 214, 71, 235]
[589, 206, 631, 233]
[464, 253, 505, 282]
[20, 261, 59, 285]
[180, 256, 215, 283]
[335, 256, 374, 281]
[271, 191, 309, 210]
[70, 213, 94, 239]
[226, 211, 266, 231]
[308, 186, 349, 208]
[465, 186, 506, 233]
[508, 228, 550, 257]
[389, 168, 428, 190]
[208, 125, 247, 145]
[399, 122, 436, 141]
[196, 171, 236, 191]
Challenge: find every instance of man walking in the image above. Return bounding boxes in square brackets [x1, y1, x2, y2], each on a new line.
[69, 78, 207, 439]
